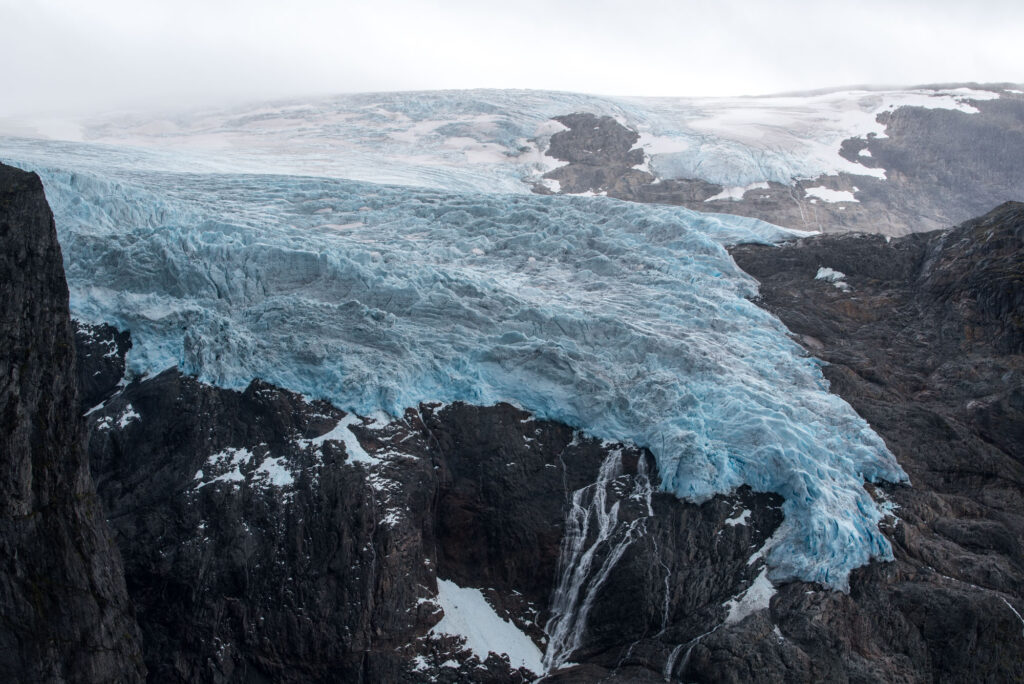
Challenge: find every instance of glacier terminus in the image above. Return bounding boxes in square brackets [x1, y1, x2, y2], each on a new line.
[1, 138, 906, 590]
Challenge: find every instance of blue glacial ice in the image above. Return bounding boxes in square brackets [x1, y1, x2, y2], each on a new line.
[2, 144, 906, 589]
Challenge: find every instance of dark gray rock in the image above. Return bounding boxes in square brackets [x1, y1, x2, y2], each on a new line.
[78, 325, 785, 681]
[534, 89, 1024, 237]
[704, 201, 1024, 683]
[535, 113, 654, 196]
[0, 162, 144, 683]
[74, 322, 131, 411]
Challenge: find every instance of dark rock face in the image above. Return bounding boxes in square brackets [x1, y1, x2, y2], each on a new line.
[87, 369, 438, 683]
[74, 322, 131, 411]
[534, 113, 655, 196]
[704, 201, 1024, 682]
[857, 97, 1024, 233]
[535, 90, 1024, 236]
[76, 324, 785, 681]
[0, 163, 144, 682]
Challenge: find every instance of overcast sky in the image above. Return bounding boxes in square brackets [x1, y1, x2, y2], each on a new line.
[2, 0, 1022, 117]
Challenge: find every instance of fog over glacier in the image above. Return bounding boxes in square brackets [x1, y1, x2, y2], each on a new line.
[2, 0, 1022, 115]
[2, 122, 908, 587]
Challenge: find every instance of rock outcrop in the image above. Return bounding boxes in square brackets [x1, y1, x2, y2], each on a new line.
[535, 92, 1024, 236]
[0, 162, 144, 682]
[77, 330, 784, 682]
[704, 201, 1024, 682]
[533, 113, 656, 197]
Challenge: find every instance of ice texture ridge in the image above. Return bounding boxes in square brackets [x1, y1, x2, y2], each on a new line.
[13, 158, 906, 589]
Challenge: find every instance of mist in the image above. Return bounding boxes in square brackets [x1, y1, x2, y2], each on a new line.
[2, 0, 1022, 117]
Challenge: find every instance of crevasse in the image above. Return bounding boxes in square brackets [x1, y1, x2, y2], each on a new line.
[3, 151, 906, 589]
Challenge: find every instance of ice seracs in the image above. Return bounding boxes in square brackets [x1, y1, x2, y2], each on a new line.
[3, 156, 907, 589]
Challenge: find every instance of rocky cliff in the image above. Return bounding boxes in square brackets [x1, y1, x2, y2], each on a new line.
[0, 162, 144, 682]
[76, 336, 784, 682]
[714, 202, 1024, 681]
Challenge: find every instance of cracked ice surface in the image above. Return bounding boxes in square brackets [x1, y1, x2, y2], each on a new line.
[3, 151, 904, 589]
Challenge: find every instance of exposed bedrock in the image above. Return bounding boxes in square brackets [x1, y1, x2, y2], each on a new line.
[0, 162, 144, 682]
[710, 201, 1024, 682]
[536, 93, 1024, 236]
[534, 113, 655, 196]
[77, 326, 784, 682]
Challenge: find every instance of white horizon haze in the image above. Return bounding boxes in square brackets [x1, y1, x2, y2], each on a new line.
[2, 0, 1023, 118]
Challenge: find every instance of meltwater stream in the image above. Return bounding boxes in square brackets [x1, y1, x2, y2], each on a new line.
[0, 143, 906, 590]
[543, 450, 655, 671]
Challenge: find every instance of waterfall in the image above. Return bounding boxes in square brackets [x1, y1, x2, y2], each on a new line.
[542, 449, 653, 672]
[663, 644, 685, 681]
[664, 626, 718, 681]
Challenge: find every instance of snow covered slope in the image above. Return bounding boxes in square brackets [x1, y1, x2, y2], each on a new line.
[0, 135, 906, 588]
[1, 86, 1008, 192]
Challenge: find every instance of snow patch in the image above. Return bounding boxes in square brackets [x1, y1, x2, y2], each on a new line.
[724, 567, 776, 624]
[636, 130, 692, 156]
[816, 266, 852, 291]
[705, 182, 770, 202]
[84, 400, 110, 417]
[380, 510, 404, 527]
[254, 456, 294, 487]
[538, 177, 562, 193]
[815, 267, 846, 282]
[303, 414, 376, 465]
[197, 447, 254, 488]
[725, 509, 752, 526]
[804, 186, 858, 203]
[116, 404, 140, 428]
[431, 579, 544, 674]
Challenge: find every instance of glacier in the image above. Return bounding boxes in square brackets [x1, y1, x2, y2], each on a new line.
[2, 86, 1001, 192]
[1, 134, 908, 589]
